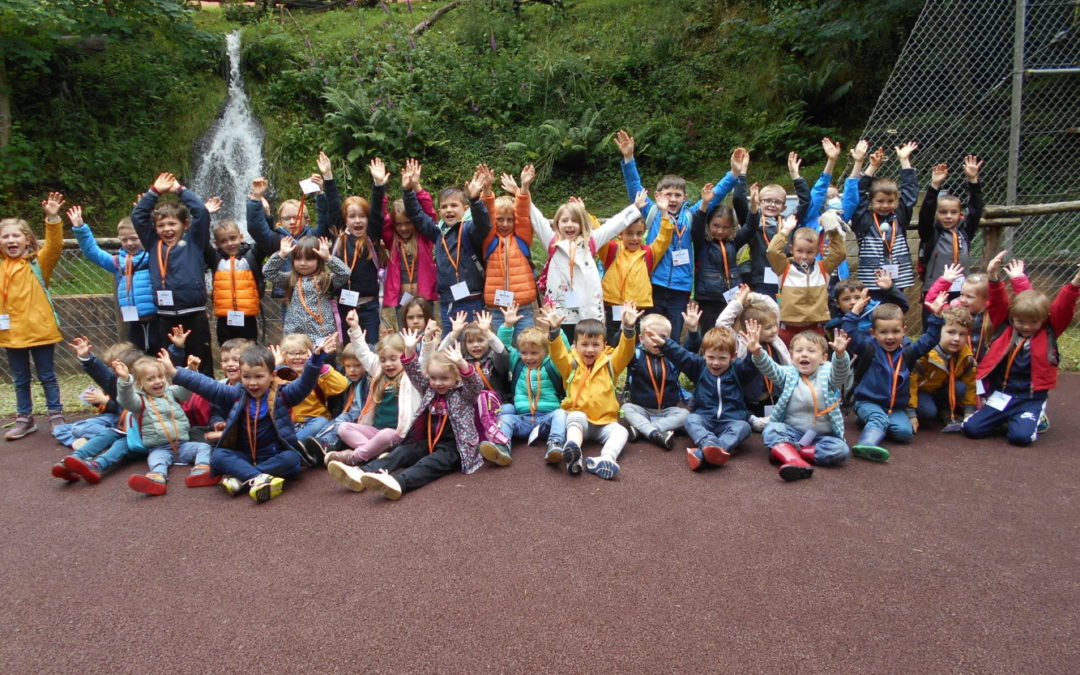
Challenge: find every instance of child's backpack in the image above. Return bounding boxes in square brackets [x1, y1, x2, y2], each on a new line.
[537, 238, 597, 299]
[474, 389, 510, 446]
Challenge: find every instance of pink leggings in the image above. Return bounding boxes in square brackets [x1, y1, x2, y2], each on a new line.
[337, 424, 403, 463]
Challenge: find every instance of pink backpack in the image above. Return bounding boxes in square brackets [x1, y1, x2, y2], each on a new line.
[474, 389, 510, 446]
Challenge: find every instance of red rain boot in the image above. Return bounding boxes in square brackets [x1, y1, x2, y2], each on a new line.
[770, 443, 813, 482]
[798, 445, 816, 464]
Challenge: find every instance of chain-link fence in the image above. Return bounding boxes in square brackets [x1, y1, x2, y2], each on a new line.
[857, 0, 1080, 328]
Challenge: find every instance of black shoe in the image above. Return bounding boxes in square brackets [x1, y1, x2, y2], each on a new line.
[659, 430, 675, 450]
[624, 421, 639, 443]
[297, 437, 326, 468]
[563, 441, 582, 475]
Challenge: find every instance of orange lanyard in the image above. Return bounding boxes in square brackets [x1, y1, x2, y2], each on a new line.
[441, 229, 463, 275]
[297, 276, 324, 324]
[245, 396, 263, 459]
[884, 348, 904, 414]
[476, 364, 493, 391]
[801, 375, 839, 418]
[951, 230, 960, 265]
[720, 242, 730, 283]
[291, 195, 307, 237]
[145, 395, 180, 452]
[645, 355, 666, 408]
[762, 344, 775, 398]
[399, 241, 416, 283]
[761, 222, 772, 249]
[872, 213, 898, 258]
[342, 383, 356, 414]
[947, 356, 957, 414]
[427, 404, 449, 453]
[344, 235, 363, 272]
[124, 254, 134, 300]
[568, 242, 578, 284]
[672, 217, 687, 240]
[229, 256, 238, 310]
[526, 368, 542, 414]
[1002, 337, 1028, 388]
[156, 242, 172, 288]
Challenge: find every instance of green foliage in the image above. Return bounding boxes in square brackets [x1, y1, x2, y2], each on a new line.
[503, 110, 609, 182]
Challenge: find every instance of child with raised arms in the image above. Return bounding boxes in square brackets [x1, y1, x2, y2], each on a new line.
[277, 333, 349, 451]
[743, 319, 852, 481]
[170, 336, 337, 502]
[851, 142, 919, 293]
[917, 156, 984, 298]
[263, 234, 349, 346]
[693, 152, 750, 332]
[480, 165, 539, 337]
[131, 172, 214, 376]
[1, 192, 67, 440]
[767, 211, 847, 345]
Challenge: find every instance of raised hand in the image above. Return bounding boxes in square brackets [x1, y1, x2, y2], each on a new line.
[186, 355, 202, 371]
[852, 288, 871, 315]
[895, 141, 918, 168]
[112, 359, 130, 380]
[423, 319, 440, 343]
[68, 336, 93, 359]
[567, 195, 584, 208]
[749, 182, 760, 213]
[874, 266, 894, 291]
[1003, 258, 1026, 279]
[963, 154, 982, 182]
[735, 283, 751, 306]
[317, 333, 338, 355]
[476, 163, 495, 194]
[251, 177, 268, 199]
[450, 310, 468, 336]
[269, 344, 284, 367]
[476, 309, 493, 334]
[502, 301, 521, 327]
[740, 317, 762, 355]
[152, 172, 178, 194]
[316, 236, 332, 261]
[621, 301, 643, 328]
[538, 305, 565, 330]
[781, 213, 798, 235]
[731, 147, 749, 175]
[42, 192, 65, 218]
[635, 188, 650, 211]
[821, 137, 841, 161]
[156, 349, 177, 378]
[850, 139, 869, 162]
[925, 291, 948, 317]
[682, 300, 702, 333]
[308, 173, 324, 192]
[641, 327, 665, 351]
[786, 151, 802, 179]
[167, 324, 190, 347]
[941, 263, 964, 284]
[279, 236, 296, 258]
[868, 147, 886, 168]
[613, 129, 635, 161]
[346, 309, 359, 328]
[204, 196, 223, 214]
[520, 164, 536, 193]
[401, 158, 422, 191]
[401, 328, 421, 352]
[369, 157, 388, 186]
[986, 249, 1008, 280]
[700, 182, 715, 209]
[444, 341, 467, 369]
[830, 328, 850, 356]
[465, 167, 485, 199]
[931, 163, 949, 188]
[500, 173, 520, 197]
[317, 150, 334, 180]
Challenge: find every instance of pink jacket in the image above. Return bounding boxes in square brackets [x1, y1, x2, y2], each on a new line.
[382, 189, 438, 307]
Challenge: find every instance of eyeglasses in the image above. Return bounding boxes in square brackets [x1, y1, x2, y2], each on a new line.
[283, 351, 309, 357]
[761, 198, 785, 206]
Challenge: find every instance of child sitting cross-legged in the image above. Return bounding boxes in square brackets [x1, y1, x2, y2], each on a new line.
[908, 306, 978, 433]
[620, 304, 703, 451]
[642, 325, 758, 472]
[277, 333, 349, 455]
[170, 336, 338, 502]
[842, 291, 947, 461]
[743, 319, 852, 481]
[116, 353, 216, 496]
[483, 302, 568, 465]
[326, 332, 486, 500]
[309, 336, 372, 456]
[541, 302, 640, 480]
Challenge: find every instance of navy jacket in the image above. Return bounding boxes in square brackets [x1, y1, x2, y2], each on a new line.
[131, 187, 210, 312]
[843, 313, 942, 412]
[659, 337, 757, 421]
[315, 178, 382, 299]
[625, 331, 701, 409]
[404, 189, 491, 303]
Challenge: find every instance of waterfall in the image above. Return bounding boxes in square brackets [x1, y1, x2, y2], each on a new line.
[191, 30, 264, 232]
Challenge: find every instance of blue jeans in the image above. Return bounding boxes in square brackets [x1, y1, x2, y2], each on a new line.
[962, 394, 1046, 447]
[620, 403, 688, 436]
[146, 441, 212, 477]
[339, 298, 380, 347]
[684, 413, 751, 451]
[53, 414, 118, 447]
[6, 344, 61, 415]
[853, 400, 913, 442]
[295, 417, 330, 441]
[649, 286, 691, 342]
[762, 421, 849, 466]
[212, 446, 303, 482]
[915, 382, 967, 421]
[72, 431, 143, 472]
[439, 296, 484, 334]
[499, 409, 567, 452]
[488, 304, 534, 341]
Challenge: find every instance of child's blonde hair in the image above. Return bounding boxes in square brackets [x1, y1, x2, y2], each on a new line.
[962, 273, 989, 298]
[101, 340, 138, 366]
[738, 299, 778, 335]
[493, 196, 515, 214]
[552, 202, 591, 240]
[426, 351, 462, 382]
[116, 217, 136, 236]
[790, 331, 828, 353]
[391, 199, 417, 260]
[640, 313, 672, 334]
[791, 227, 819, 247]
[285, 236, 332, 302]
[280, 333, 314, 353]
[940, 306, 973, 330]
[132, 356, 167, 389]
[0, 218, 40, 258]
[516, 326, 549, 351]
[1010, 289, 1050, 324]
[220, 338, 254, 357]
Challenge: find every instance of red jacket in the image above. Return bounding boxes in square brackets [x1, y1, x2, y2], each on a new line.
[977, 281, 1079, 392]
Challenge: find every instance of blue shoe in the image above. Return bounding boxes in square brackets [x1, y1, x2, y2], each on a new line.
[585, 457, 620, 480]
[852, 426, 890, 462]
[563, 441, 582, 475]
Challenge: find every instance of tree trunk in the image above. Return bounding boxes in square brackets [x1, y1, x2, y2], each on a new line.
[410, 0, 464, 37]
[0, 53, 10, 148]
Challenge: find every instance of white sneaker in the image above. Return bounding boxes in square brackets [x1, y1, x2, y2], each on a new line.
[749, 415, 768, 433]
[360, 470, 402, 500]
[327, 460, 367, 492]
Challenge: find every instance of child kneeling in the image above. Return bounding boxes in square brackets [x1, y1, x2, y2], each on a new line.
[744, 321, 851, 481]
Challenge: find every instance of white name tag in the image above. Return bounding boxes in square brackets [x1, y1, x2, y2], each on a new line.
[763, 405, 775, 418]
[450, 281, 470, 301]
[0, 314, 9, 330]
[156, 290, 174, 306]
[227, 310, 245, 327]
[986, 391, 1012, 411]
[879, 264, 900, 279]
[399, 291, 414, 306]
[798, 429, 817, 447]
[763, 267, 780, 285]
[339, 289, 360, 307]
[949, 277, 965, 293]
[121, 306, 139, 322]
[563, 291, 582, 309]
[672, 249, 690, 266]
[976, 379, 986, 396]
[494, 289, 515, 308]
[528, 425, 541, 446]
[611, 305, 623, 322]
[723, 287, 740, 303]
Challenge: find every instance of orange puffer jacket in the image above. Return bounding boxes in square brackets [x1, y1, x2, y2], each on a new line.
[211, 249, 262, 317]
[482, 192, 537, 307]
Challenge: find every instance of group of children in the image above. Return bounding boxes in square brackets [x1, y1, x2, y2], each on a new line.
[4, 133, 1078, 502]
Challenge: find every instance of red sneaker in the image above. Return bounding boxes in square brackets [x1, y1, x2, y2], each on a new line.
[184, 465, 220, 488]
[686, 448, 705, 471]
[701, 445, 731, 466]
[128, 472, 167, 496]
[63, 456, 102, 484]
[52, 461, 79, 482]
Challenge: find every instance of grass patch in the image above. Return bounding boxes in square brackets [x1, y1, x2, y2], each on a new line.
[0, 373, 94, 419]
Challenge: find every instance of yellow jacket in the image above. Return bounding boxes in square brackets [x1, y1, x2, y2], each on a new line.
[598, 216, 674, 307]
[549, 326, 636, 425]
[0, 217, 62, 349]
[291, 366, 349, 422]
[909, 343, 978, 413]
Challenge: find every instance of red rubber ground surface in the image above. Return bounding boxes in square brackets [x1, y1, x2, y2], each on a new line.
[2, 377, 1078, 673]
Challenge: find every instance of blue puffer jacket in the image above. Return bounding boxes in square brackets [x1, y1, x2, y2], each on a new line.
[72, 224, 157, 319]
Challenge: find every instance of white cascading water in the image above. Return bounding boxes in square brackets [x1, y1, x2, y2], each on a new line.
[191, 30, 264, 232]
